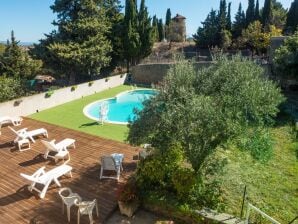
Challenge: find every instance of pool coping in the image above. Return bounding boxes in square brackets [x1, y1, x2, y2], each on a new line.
[83, 88, 154, 125]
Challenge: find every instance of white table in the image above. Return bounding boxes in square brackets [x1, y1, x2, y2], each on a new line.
[17, 139, 30, 151]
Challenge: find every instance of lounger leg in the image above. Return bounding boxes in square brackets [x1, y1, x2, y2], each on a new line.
[99, 167, 103, 179]
[67, 205, 71, 222]
[29, 136, 35, 143]
[40, 180, 51, 199]
[95, 200, 99, 217]
[77, 210, 80, 224]
[53, 178, 61, 187]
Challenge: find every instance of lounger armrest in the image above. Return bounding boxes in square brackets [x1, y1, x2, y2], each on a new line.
[32, 166, 46, 177]
[50, 139, 56, 144]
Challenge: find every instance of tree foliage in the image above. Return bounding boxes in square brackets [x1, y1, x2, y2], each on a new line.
[262, 0, 273, 30]
[0, 31, 42, 79]
[0, 76, 25, 102]
[33, 0, 112, 84]
[127, 55, 284, 173]
[274, 31, 298, 79]
[285, 0, 298, 34]
[232, 3, 246, 38]
[246, 0, 256, 26]
[241, 21, 282, 53]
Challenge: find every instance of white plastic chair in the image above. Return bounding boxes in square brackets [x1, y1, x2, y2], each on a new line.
[59, 187, 82, 222]
[20, 164, 72, 199]
[75, 199, 99, 224]
[9, 126, 48, 143]
[99, 154, 123, 181]
[41, 138, 75, 161]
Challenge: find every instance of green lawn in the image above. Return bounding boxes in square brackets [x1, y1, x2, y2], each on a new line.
[30, 85, 132, 142]
[218, 124, 298, 222]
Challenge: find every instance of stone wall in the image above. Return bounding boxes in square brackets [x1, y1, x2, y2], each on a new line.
[0, 74, 127, 117]
[131, 62, 212, 85]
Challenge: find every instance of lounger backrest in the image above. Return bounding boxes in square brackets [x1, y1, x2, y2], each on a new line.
[41, 140, 58, 152]
[20, 173, 45, 184]
[101, 156, 116, 171]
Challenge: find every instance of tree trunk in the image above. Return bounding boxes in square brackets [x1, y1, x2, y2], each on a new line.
[69, 71, 76, 85]
[126, 59, 130, 73]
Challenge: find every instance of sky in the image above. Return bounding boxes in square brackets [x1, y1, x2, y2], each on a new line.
[0, 0, 293, 43]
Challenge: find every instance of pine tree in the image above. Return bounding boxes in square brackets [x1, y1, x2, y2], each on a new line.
[124, 0, 140, 71]
[138, 0, 153, 59]
[233, 3, 246, 38]
[246, 0, 255, 26]
[193, 9, 220, 47]
[262, 0, 273, 30]
[255, 0, 260, 21]
[227, 2, 232, 31]
[0, 31, 42, 79]
[285, 0, 298, 33]
[35, 0, 112, 84]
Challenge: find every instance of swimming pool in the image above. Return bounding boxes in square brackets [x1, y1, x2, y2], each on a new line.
[83, 89, 157, 124]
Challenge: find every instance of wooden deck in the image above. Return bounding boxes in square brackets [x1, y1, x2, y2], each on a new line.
[0, 118, 139, 224]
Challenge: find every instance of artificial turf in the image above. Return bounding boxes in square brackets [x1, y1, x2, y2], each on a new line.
[29, 85, 132, 142]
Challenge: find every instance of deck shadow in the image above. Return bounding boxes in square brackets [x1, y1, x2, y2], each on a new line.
[18, 154, 46, 167]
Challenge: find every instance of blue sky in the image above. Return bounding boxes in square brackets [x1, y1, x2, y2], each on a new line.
[0, 0, 293, 42]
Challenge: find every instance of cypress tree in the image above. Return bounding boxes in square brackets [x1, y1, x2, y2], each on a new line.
[158, 19, 165, 41]
[233, 3, 246, 38]
[285, 0, 298, 33]
[152, 15, 159, 42]
[124, 0, 140, 71]
[219, 0, 227, 30]
[165, 8, 172, 40]
[246, 0, 255, 26]
[138, 0, 153, 58]
[227, 2, 232, 31]
[262, 0, 273, 30]
[255, 0, 260, 21]
[165, 8, 172, 26]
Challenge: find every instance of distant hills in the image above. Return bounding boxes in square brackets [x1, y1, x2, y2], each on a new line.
[0, 41, 36, 46]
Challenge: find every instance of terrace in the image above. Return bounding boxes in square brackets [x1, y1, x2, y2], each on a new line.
[0, 118, 139, 223]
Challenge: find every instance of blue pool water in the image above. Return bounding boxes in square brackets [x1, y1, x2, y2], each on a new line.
[84, 89, 157, 124]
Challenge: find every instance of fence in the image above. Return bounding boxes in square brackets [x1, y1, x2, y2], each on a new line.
[0, 74, 127, 117]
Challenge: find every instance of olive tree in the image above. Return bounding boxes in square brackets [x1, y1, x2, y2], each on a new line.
[127, 55, 284, 173]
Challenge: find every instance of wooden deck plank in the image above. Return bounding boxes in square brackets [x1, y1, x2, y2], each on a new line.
[0, 118, 139, 223]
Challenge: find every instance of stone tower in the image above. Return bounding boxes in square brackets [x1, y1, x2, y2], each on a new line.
[168, 14, 186, 42]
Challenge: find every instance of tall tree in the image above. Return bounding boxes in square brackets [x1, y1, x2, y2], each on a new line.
[123, 0, 140, 71]
[165, 8, 172, 40]
[0, 31, 42, 79]
[246, 0, 255, 26]
[193, 9, 220, 47]
[270, 0, 288, 29]
[158, 19, 165, 41]
[152, 15, 159, 42]
[255, 0, 261, 21]
[232, 3, 246, 38]
[165, 8, 172, 26]
[101, 0, 124, 65]
[35, 0, 112, 84]
[219, 0, 227, 30]
[262, 0, 273, 30]
[285, 0, 298, 33]
[227, 2, 232, 31]
[138, 0, 154, 59]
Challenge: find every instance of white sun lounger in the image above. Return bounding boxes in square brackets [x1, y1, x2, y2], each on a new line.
[20, 164, 72, 199]
[0, 116, 23, 126]
[9, 126, 48, 143]
[41, 138, 75, 162]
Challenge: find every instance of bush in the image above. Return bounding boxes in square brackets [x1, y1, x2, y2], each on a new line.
[274, 31, 298, 80]
[237, 128, 274, 162]
[0, 76, 25, 102]
[172, 168, 196, 200]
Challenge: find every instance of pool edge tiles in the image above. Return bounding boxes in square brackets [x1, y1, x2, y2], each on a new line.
[83, 89, 157, 125]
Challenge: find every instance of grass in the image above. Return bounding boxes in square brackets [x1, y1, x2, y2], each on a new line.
[30, 85, 133, 142]
[218, 124, 298, 222]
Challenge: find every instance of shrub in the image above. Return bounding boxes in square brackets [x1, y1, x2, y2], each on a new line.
[0, 76, 25, 102]
[88, 81, 94, 86]
[45, 90, 54, 98]
[274, 31, 298, 80]
[237, 128, 274, 162]
[172, 168, 196, 200]
[117, 177, 139, 203]
[71, 85, 77, 91]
